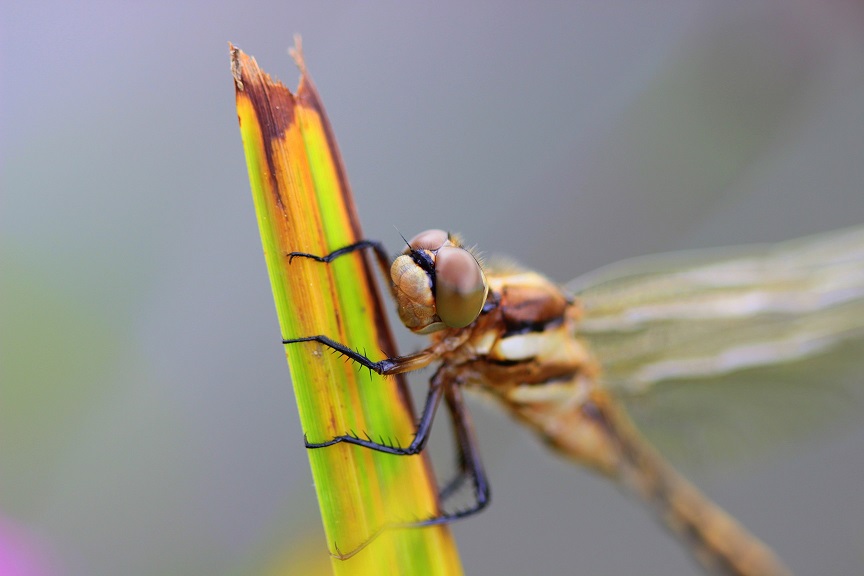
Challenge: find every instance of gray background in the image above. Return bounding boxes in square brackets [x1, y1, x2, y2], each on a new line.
[3, 2, 864, 575]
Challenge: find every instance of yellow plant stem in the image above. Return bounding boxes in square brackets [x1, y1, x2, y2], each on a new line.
[231, 42, 462, 575]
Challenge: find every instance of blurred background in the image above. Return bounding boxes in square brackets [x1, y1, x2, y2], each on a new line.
[3, 2, 864, 575]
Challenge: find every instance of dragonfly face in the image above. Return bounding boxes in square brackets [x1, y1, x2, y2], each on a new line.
[391, 229, 489, 334]
[280, 226, 864, 576]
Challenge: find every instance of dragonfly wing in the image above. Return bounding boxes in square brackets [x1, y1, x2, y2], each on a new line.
[569, 226, 864, 471]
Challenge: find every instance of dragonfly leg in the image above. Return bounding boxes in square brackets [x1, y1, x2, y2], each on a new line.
[287, 239, 392, 289]
[286, 341, 447, 455]
[282, 334, 443, 375]
[410, 382, 491, 526]
[320, 373, 490, 560]
[437, 386, 472, 501]
[282, 335, 404, 375]
[334, 374, 490, 551]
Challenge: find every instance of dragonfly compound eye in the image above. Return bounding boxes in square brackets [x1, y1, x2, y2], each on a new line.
[407, 229, 451, 252]
[434, 246, 488, 328]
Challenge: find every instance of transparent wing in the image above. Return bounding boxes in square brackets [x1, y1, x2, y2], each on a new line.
[569, 226, 864, 472]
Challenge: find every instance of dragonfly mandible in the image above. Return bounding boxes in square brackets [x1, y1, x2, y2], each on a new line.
[284, 226, 864, 576]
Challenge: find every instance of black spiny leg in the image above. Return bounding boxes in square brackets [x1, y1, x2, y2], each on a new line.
[282, 335, 446, 456]
[437, 383, 475, 502]
[287, 239, 393, 291]
[282, 335, 403, 375]
[402, 381, 491, 527]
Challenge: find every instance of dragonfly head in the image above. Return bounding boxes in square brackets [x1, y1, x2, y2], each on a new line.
[391, 229, 489, 334]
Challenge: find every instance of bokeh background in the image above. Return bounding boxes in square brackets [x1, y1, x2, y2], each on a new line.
[3, 2, 864, 575]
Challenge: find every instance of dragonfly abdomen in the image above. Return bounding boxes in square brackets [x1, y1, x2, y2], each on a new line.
[511, 387, 792, 576]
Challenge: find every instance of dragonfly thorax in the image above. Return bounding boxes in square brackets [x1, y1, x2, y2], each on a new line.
[391, 229, 489, 334]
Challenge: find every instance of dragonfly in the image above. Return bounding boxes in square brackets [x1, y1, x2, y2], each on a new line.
[283, 226, 864, 576]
